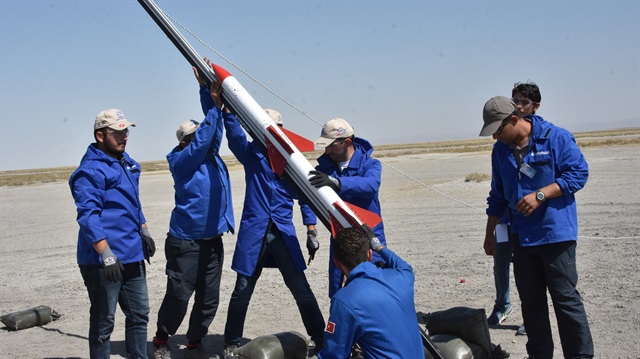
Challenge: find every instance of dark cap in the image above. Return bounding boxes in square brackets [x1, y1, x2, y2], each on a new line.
[479, 96, 516, 136]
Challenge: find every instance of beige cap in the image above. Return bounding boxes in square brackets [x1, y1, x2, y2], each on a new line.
[315, 118, 354, 148]
[94, 109, 136, 130]
[264, 108, 283, 126]
[176, 119, 200, 141]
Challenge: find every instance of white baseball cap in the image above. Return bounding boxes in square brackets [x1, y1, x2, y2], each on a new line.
[176, 119, 200, 141]
[94, 109, 136, 130]
[315, 118, 354, 148]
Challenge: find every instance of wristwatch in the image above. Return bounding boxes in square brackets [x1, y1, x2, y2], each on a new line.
[536, 190, 546, 202]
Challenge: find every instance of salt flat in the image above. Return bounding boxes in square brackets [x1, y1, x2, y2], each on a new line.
[0, 145, 638, 358]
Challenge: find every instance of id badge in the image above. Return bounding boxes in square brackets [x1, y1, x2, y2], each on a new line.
[519, 162, 537, 179]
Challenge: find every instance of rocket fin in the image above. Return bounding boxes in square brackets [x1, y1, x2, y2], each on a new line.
[348, 202, 383, 229]
[266, 137, 287, 176]
[329, 201, 382, 237]
[329, 214, 345, 238]
[280, 128, 315, 152]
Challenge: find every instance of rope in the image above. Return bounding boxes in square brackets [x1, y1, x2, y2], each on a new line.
[374, 157, 485, 214]
[162, 10, 639, 241]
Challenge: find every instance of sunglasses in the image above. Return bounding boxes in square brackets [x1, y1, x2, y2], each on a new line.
[494, 119, 510, 135]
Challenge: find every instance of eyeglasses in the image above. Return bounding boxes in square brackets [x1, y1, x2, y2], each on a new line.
[107, 128, 129, 139]
[326, 138, 346, 149]
[511, 98, 536, 106]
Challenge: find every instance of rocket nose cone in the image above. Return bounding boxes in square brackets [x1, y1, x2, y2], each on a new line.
[211, 63, 232, 82]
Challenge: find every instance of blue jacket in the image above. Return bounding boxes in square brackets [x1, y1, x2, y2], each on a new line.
[316, 138, 386, 262]
[318, 247, 424, 359]
[166, 88, 235, 240]
[70, 144, 146, 265]
[487, 115, 589, 246]
[223, 112, 316, 276]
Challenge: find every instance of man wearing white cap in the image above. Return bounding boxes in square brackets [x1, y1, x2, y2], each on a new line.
[70, 108, 156, 358]
[480, 96, 593, 359]
[152, 74, 235, 358]
[309, 118, 386, 298]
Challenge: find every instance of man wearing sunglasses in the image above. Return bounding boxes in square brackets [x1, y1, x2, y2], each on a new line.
[480, 96, 594, 359]
[309, 118, 386, 299]
[70, 108, 155, 358]
[152, 71, 235, 358]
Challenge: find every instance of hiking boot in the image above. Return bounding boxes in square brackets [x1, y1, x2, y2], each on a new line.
[487, 305, 513, 326]
[152, 342, 172, 359]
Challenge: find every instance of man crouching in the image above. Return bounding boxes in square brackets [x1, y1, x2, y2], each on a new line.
[317, 225, 423, 358]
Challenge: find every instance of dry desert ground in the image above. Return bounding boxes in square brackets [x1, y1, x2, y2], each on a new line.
[0, 144, 639, 358]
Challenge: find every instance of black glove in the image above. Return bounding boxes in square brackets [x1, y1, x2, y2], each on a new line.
[361, 224, 383, 252]
[306, 229, 319, 263]
[309, 170, 340, 192]
[140, 226, 156, 258]
[100, 246, 124, 282]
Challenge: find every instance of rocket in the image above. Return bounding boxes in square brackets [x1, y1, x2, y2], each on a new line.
[137, 0, 381, 235]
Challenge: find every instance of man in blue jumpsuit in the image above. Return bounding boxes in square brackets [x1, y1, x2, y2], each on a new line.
[152, 76, 235, 358]
[317, 225, 423, 359]
[309, 118, 385, 298]
[480, 96, 594, 359]
[70, 108, 156, 359]
[221, 108, 325, 356]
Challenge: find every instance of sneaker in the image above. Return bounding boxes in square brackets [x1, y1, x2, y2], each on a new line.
[183, 344, 218, 359]
[152, 343, 172, 359]
[487, 305, 513, 326]
[223, 344, 238, 359]
[517, 323, 527, 335]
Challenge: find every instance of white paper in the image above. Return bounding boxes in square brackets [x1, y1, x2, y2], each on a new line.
[495, 223, 509, 243]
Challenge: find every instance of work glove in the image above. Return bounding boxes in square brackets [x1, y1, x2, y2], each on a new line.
[361, 224, 383, 252]
[306, 229, 319, 263]
[140, 226, 156, 258]
[100, 246, 124, 283]
[308, 170, 341, 192]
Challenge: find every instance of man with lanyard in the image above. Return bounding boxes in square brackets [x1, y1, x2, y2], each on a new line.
[480, 96, 594, 359]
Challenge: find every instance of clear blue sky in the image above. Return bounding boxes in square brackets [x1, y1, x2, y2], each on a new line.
[1, 0, 638, 171]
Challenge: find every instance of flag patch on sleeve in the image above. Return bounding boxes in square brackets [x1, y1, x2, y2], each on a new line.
[325, 321, 335, 334]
